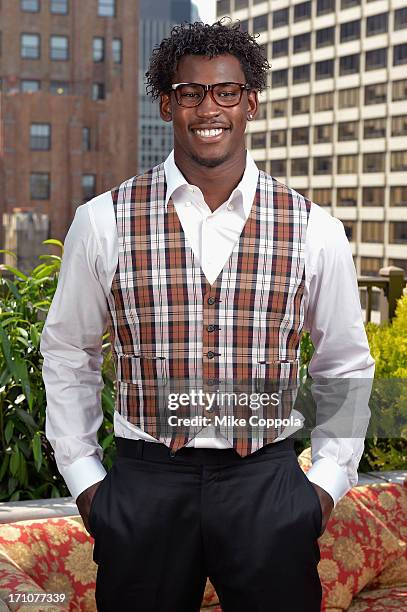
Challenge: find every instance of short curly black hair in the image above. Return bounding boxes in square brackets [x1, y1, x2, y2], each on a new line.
[145, 18, 270, 100]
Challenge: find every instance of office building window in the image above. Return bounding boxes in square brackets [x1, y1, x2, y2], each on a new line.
[50, 35, 69, 60]
[92, 82, 105, 100]
[394, 44, 407, 66]
[294, 1, 311, 22]
[82, 174, 96, 201]
[259, 43, 268, 60]
[340, 20, 360, 42]
[253, 14, 268, 32]
[255, 103, 266, 120]
[341, 0, 360, 7]
[98, 0, 115, 16]
[30, 123, 51, 150]
[314, 124, 332, 143]
[237, 20, 248, 32]
[251, 132, 267, 149]
[272, 69, 288, 87]
[313, 189, 332, 206]
[291, 158, 309, 175]
[316, 26, 335, 48]
[363, 153, 385, 172]
[362, 187, 384, 206]
[317, 0, 335, 16]
[392, 115, 407, 137]
[271, 99, 286, 117]
[338, 121, 359, 140]
[391, 150, 407, 171]
[315, 91, 333, 111]
[390, 187, 407, 206]
[314, 157, 332, 174]
[271, 160, 286, 176]
[340, 53, 360, 75]
[366, 13, 388, 36]
[82, 127, 91, 151]
[21, 79, 40, 92]
[392, 79, 407, 101]
[50, 81, 69, 94]
[361, 257, 383, 276]
[272, 38, 288, 58]
[389, 258, 407, 273]
[273, 8, 289, 28]
[235, 0, 248, 8]
[365, 83, 387, 104]
[338, 154, 358, 173]
[21, 34, 40, 59]
[316, 59, 334, 79]
[339, 87, 359, 108]
[112, 38, 122, 64]
[293, 64, 310, 84]
[343, 221, 357, 241]
[389, 222, 407, 244]
[50, 0, 68, 13]
[365, 48, 387, 70]
[292, 127, 309, 145]
[294, 33, 310, 53]
[292, 95, 310, 115]
[364, 118, 386, 138]
[216, 0, 230, 14]
[30, 173, 50, 199]
[395, 7, 407, 30]
[337, 188, 357, 206]
[93, 37, 104, 62]
[21, 0, 39, 11]
[270, 130, 286, 147]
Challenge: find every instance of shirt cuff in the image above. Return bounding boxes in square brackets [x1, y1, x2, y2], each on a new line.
[306, 457, 350, 507]
[60, 455, 107, 502]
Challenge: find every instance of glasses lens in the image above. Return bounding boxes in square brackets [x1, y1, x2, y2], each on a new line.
[213, 83, 242, 106]
[176, 84, 205, 107]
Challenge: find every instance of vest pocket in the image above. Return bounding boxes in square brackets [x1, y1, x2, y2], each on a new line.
[117, 354, 168, 387]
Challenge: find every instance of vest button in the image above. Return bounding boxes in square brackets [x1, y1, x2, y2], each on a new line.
[207, 351, 215, 359]
[169, 451, 176, 458]
[207, 297, 216, 305]
[207, 324, 215, 332]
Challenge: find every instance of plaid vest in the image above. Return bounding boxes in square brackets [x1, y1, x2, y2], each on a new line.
[106, 163, 311, 456]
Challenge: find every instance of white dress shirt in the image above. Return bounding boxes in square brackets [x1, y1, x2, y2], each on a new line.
[40, 149, 375, 504]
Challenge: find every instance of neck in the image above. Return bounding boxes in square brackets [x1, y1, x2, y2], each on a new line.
[173, 148, 247, 212]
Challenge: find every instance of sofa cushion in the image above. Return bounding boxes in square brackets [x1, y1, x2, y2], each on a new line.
[0, 551, 45, 612]
[348, 584, 407, 611]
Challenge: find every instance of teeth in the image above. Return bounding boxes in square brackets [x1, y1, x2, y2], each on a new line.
[195, 128, 224, 137]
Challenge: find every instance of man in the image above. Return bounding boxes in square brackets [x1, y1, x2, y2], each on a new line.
[40, 20, 375, 612]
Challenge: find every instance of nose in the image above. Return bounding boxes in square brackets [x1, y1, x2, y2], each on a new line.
[195, 88, 222, 117]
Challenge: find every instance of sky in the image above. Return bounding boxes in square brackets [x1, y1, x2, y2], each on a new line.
[194, 0, 216, 24]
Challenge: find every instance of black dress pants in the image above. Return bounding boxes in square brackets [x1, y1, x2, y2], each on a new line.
[89, 437, 322, 612]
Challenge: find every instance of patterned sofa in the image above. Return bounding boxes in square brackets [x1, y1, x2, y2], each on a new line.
[0, 450, 406, 611]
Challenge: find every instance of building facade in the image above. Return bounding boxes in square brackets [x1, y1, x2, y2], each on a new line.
[0, 0, 138, 244]
[217, 0, 407, 276]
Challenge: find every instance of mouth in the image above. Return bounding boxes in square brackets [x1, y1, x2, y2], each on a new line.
[190, 127, 230, 142]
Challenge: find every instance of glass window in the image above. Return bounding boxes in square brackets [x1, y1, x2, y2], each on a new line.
[363, 153, 385, 172]
[313, 188, 332, 206]
[272, 69, 288, 87]
[293, 64, 310, 84]
[294, 33, 310, 53]
[251, 132, 267, 148]
[273, 8, 289, 28]
[271, 160, 286, 175]
[50, 81, 69, 94]
[82, 174, 96, 201]
[21, 79, 40, 92]
[92, 82, 105, 100]
[316, 26, 335, 48]
[21, 0, 39, 11]
[21, 33, 40, 59]
[338, 154, 358, 173]
[238, 19, 249, 32]
[341, 0, 360, 7]
[338, 121, 359, 140]
[292, 95, 310, 115]
[337, 188, 357, 206]
[30, 173, 50, 199]
[366, 13, 388, 36]
[391, 151, 407, 171]
[50, 35, 69, 60]
[30, 123, 51, 150]
[393, 79, 407, 101]
[291, 158, 309, 175]
[389, 222, 407, 244]
[361, 257, 383, 276]
[388, 258, 407, 273]
[291, 126, 309, 145]
[390, 187, 407, 206]
[98, 0, 115, 17]
[340, 20, 360, 42]
[362, 187, 384, 206]
[272, 38, 288, 58]
[93, 37, 104, 62]
[343, 221, 357, 241]
[50, 0, 68, 13]
[270, 130, 286, 147]
[316, 59, 334, 79]
[314, 124, 333, 143]
[365, 48, 387, 70]
[392, 115, 407, 137]
[340, 53, 360, 75]
[271, 99, 287, 117]
[294, 1, 311, 22]
[256, 102, 267, 120]
[112, 38, 122, 64]
[317, 0, 335, 16]
[394, 44, 407, 66]
[364, 118, 386, 138]
[313, 156, 332, 174]
[365, 83, 387, 104]
[82, 127, 91, 151]
[216, 0, 230, 15]
[394, 7, 407, 30]
[315, 91, 334, 111]
[253, 14, 268, 32]
[235, 0, 248, 8]
[339, 87, 359, 108]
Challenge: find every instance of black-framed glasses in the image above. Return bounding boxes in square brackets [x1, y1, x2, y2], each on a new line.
[171, 82, 252, 108]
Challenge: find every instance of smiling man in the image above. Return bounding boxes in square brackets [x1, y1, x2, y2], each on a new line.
[41, 19, 375, 612]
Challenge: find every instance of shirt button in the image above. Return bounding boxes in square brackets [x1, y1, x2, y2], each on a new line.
[207, 297, 216, 305]
[185, 201, 192, 207]
[207, 324, 215, 332]
[227, 203, 234, 211]
[207, 351, 215, 359]
[169, 450, 176, 458]
[188, 186, 195, 192]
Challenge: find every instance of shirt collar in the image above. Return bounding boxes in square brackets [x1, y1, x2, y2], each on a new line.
[163, 149, 259, 217]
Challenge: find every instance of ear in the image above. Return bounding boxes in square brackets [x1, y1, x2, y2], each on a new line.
[247, 89, 259, 121]
[160, 92, 173, 123]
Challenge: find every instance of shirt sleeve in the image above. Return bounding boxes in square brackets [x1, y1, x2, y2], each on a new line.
[40, 202, 109, 501]
[303, 205, 375, 506]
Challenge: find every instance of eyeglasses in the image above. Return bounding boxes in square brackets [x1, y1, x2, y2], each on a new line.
[171, 82, 252, 108]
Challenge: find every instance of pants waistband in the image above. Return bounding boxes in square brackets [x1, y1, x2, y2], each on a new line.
[114, 436, 295, 466]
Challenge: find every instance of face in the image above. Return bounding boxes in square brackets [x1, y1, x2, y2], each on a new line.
[160, 54, 258, 169]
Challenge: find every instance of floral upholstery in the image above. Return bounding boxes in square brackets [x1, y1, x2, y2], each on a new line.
[348, 584, 407, 611]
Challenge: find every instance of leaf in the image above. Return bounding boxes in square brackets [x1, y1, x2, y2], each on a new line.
[30, 325, 40, 348]
[0, 249, 17, 259]
[4, 420, 14, 444]
[32, 434, 42, 472]
[0, 265, 28, 280]
[15, 407, 37, 430]
[43, 239, 64, 250]
[9, 448, 20, 477]
[0, 326, 13, 372]
[101, 433, 114, 450]
[3, 278, 21, 300]
[0, 454, 9, 481]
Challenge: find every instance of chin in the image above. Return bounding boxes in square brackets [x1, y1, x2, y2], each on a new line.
[190, 151, 230, 168]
